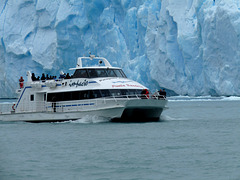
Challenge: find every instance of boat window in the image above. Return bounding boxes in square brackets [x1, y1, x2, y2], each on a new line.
[72, 68, 127, 78]
[119, 70, 127, 78]
[126, 89, 140, 98]
[56, 93, 63, 101]
[73, 69, 89, 78]
[91, 90, 101, 98]
[113, 69, 122, 77]
[47, 92, 62, 102]
[96, 69, 108, 77]
[79, 91, 90, 99]
[88, 69, 98, 78]
[119, 89, 141, 98]
[30, 94, 34, 101]
[109, 89, 121, 97]
[106, 69, 117, 77]
[64, 92, 72, 101]
[47, 89, 143, 102]
[113, 69, 127, 78]
[127, 89, 137, 95]
[100, 90, 111, 97]
[120, 89, 128, 95]
[135, 89, 142, 95]
[71, 91, 77, 100]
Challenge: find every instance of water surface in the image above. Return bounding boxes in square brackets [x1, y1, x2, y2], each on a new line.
[0, 97, 240, 180]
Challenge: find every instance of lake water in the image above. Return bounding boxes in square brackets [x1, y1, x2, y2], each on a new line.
[0, 97, 240, 180]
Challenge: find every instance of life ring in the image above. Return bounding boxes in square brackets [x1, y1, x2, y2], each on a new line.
[12, 104, 15, 111]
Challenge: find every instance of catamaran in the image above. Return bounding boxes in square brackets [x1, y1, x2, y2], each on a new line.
[0, 55, 168, 122]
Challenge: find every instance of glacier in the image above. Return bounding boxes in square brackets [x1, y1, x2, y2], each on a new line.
[0, 0, 240, 98]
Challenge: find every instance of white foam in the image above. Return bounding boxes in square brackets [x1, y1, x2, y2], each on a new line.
[58, 115, 110, 124]
[168, 96, 240, 102]
[160, 115, 189, 121]
[221, 96, 240, 101]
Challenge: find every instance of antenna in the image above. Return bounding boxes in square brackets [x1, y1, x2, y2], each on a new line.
[88, 51, 95, 59]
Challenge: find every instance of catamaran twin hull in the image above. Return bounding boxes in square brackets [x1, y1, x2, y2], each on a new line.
[0, 98, 167, 122]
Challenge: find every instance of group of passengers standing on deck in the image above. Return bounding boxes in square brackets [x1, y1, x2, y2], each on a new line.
[31, 73, 57, 81]
[152, 89, 166, 99]
[141, 88, 166, 99]
[158, 89, 166, 98]
[19, 72, 72, 88]
[31, 72, 71, 82]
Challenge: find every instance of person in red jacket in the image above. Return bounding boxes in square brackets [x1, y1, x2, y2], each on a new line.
[19, 76, 24, 88]
[141, 89, 150, 99]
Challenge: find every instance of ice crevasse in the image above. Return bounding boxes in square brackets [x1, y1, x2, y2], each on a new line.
[0, 0, 240, 98]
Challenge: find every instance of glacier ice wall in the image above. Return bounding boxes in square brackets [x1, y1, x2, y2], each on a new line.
[1, 0, 240, 97]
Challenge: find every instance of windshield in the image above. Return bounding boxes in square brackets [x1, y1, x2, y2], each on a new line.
[73, 68, 127, 78]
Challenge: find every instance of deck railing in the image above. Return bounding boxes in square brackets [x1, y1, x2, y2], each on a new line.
[0, 94, 165, 114]
[0, 103, 14, 114]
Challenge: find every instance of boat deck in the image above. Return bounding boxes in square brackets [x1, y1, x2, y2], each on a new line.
[0, 94, 166, 115]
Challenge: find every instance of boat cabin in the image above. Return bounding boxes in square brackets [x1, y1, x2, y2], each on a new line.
[14, 55, 150, 113]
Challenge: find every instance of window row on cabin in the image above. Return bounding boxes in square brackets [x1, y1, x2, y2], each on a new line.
[73, 69, 127, 78]
[47, 89, 143, 102]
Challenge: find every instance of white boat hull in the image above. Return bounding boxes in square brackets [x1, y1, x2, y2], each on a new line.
[0, 107, 123, 122]
[0, 99, 167, 122]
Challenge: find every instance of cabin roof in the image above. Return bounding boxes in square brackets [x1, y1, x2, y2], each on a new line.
[69, 56, 114, 70]
[69, 66, 121, 70]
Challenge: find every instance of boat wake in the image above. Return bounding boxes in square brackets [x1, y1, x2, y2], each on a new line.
[160, 115, 189, 121]
[168, 96, 240, 102]
[58, 115, 110, 124]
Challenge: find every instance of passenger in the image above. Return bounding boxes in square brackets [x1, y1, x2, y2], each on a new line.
[141, 89, 149, 99]
[41, 73, 46, 81]
[19, 76, 24, 88]
[36, 76, 40, 81]
[52, 96, 56, 112]
[59, 71, 65, 79]
[153, 90, 160, 99]
[158, 89, 166, 98]
[158, 89, 163, 99]
[145, 89, 150, 99]
[162, 89, 167, 98]
[32, 73, 37, 81]
[65, 73, 71, 79]
[46, 74, 49, 80]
